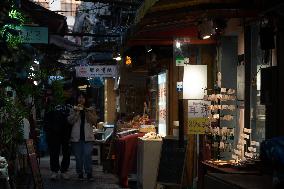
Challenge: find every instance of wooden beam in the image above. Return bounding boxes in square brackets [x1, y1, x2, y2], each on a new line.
[140, 8, 258, 29]
[150, 0, 246, 13]
[126, 38, 217, 46]
[55, 33, 120, 37]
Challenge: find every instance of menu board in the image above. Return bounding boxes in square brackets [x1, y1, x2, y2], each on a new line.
[157, 137, 187, 186]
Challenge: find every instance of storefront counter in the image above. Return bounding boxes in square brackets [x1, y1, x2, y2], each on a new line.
[200, 161, 272, 189]
[204, 172, 272, 189]
[116, 133, 144, 188]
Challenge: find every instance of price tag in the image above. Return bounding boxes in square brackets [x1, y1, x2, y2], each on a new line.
[248, 147, 257, 152]
[244, 134, 250, 139]
[240, 139, 246, 145]
[237, 144, 243, 149]
[245, 152, 253, 158]
[234, 149, 241, 156]
[251, 141, 256, 145]
[221, 88, 227, 93]
[232, 154, 238, 160]
[243, 128, 252, 133]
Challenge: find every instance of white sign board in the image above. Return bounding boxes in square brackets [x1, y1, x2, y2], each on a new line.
[183, 65, 207, 100]
[75, 65, 117, 78]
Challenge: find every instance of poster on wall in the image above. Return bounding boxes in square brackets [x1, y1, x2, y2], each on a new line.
[188, 100, 210, 134]
[75, 65, 117, 78]
[158, 72, 167, 136]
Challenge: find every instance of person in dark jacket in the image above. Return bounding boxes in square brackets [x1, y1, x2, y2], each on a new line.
[43, 85, 73, 180]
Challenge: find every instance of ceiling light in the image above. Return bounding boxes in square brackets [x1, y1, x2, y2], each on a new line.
[202, 35, 211, 39]
[176, 41, 181, 48]
[113, 56, 122, 61]
[146, 45, 152, 53]
[198, 18, 214, 40]
[34, 59, 39, 64]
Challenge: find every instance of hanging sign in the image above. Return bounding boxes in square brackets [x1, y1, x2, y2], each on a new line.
[19, 26, 48, 44]
[176, 56, 184, 66]
[75, 65, 117, 78]
[175, 57, 190, 66]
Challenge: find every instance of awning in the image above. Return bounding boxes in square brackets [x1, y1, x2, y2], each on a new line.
[49, 35, 81, 51]
[20, 0, 68, 34]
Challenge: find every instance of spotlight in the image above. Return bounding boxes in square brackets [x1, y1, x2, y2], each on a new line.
[202, 35, 211, 40]
[113, 52, 122, 61]
[146, 45, 152, 53]
[34, 59, 39, 64]
[176, 41, 181, 48]
[113, 56, 122, 61]
[198, 19, 214, 40]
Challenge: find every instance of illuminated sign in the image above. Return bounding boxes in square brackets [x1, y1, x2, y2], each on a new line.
[125, 56, 132, 65]
[75, 65, 117, 78]
[158, 72, 167, 136]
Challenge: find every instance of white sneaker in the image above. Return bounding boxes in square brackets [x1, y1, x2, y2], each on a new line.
[61, 172, 70, 180]
[50, 172, 59, 180]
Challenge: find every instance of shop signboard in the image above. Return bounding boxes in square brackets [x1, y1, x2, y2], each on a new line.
[188, 100, 210, 134]
[158, 72, 167, 136]
[188, 100, 210, 118]
[75, 65, 117, 78]
[188, 117, 210, 134]
[176, 56, 184, 66]
[19, 26, 48, 44]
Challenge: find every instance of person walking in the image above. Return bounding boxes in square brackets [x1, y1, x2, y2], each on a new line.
[68, 92, 97, 181]
[43, 85, 73, 180]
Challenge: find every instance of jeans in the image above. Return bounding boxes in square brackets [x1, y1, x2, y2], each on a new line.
[72, 141, 93, 175]
[47, 134, 70, 173]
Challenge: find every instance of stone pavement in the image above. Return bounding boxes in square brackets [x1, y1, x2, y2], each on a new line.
[39, 156, 128, 189]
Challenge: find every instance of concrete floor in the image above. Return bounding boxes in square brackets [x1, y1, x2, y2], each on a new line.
[39, 156, 128, 189]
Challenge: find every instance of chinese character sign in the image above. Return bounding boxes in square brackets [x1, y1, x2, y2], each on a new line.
[75, 65, 117, 78]
[158, 72, 167, 136]
[188, 100, 210, 118]
[19, 26, 48, 44]
[188, 100, 211, 134]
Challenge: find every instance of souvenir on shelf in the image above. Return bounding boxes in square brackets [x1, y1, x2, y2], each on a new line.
[204, 87, 237, 160]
